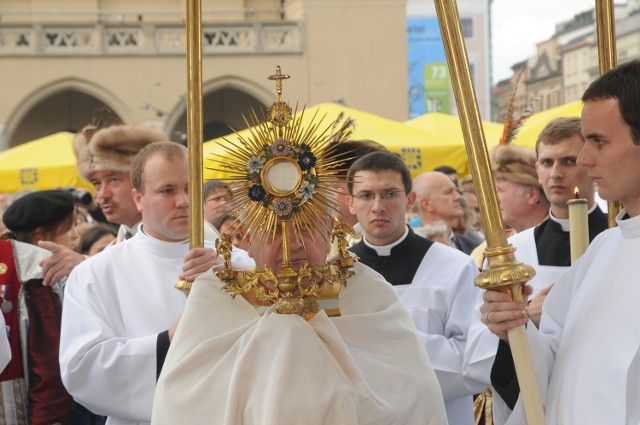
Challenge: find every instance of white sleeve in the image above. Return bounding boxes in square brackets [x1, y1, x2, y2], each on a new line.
[59, 262, 158, 422]
[405, 253, 484, 400]
[462, 288, 497, 389]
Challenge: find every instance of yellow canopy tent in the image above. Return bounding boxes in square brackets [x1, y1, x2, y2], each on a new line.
[405, 112, 505, 174]
[405, 112, 504, 145]
[509, 100, 582, 149]
[204, 102, 478, 179]
[0, 132, 93, 193]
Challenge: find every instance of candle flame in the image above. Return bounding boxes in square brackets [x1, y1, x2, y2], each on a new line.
[574, 187, 580, 198]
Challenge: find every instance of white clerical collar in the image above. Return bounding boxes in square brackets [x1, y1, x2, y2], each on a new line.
[615, 209, 640, 238]
[139, 225, 189, 245]
[549, 210, 570, 232]
[363, 226, 409, 256]
[550, 203, 599, 232]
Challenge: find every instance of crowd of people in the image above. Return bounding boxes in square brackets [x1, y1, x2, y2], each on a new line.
[0, 59, 638, 424]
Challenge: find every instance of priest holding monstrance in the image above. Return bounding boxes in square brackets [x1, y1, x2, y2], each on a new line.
[150, 68, 448, 425]
[481, 60, 640, 424]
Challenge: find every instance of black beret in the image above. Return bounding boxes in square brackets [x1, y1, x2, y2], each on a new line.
[3, 190, 75, 232]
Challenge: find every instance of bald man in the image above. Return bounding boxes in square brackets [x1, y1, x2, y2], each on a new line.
[413, 171, 482, 254]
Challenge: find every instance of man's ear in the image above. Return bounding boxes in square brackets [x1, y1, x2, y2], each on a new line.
[419, 196, 432, 212]
[132, 188, 144, 213]
[406, 191, 417, 211]
[528, 186, 541, 205]
[347, 195, 356, 215]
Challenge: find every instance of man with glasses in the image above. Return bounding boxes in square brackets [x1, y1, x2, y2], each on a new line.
[347, 151, 483, 425]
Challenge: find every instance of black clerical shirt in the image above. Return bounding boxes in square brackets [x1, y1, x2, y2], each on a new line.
[535, 206, 609, 267]
[349, 226, 434, 286]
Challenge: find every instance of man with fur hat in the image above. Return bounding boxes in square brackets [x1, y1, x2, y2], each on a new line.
[464, 144, 548, 371]
[79, 124, 166, 238]
[37, 123, 166, 285]
[492, 144, 549, 233]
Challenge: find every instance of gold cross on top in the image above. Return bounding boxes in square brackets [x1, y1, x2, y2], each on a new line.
[268, 65, 290, 96]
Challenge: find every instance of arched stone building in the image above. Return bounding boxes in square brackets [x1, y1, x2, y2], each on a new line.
[0, 0, 409, 149]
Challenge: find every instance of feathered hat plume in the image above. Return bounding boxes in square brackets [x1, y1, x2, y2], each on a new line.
[498, 68, 540, 145]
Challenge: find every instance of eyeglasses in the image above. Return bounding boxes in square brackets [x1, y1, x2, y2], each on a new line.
[353, 190, 404, 202]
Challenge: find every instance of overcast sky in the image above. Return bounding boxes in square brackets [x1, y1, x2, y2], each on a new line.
[491, 0, 595, 83]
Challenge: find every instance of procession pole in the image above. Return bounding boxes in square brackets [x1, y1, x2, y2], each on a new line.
[176, 0, 204, 293]
[433, 1, 545, 423]
[595, 0, 622, 227]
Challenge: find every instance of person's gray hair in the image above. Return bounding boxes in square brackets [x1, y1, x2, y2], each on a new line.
[414, 220, 450, 240]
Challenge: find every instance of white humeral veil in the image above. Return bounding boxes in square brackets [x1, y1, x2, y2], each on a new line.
[152, 262, 448, 425]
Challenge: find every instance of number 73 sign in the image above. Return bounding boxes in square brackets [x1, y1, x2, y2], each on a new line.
[424, 62, 452, 113]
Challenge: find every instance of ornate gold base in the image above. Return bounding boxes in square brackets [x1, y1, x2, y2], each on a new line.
[215, 220, 356, 316]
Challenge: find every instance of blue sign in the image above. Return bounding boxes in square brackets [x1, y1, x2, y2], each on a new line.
[407, 17, 451, 118]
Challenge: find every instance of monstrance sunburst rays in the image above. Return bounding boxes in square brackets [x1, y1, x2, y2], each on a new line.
[206, 66, 357, 316]
[207, 106, 354, 249]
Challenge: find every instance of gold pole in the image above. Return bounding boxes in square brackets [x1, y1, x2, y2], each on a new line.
[176, 0, 204, 292]
[433, 1, 545, 423]
[595, 0, 622, 226]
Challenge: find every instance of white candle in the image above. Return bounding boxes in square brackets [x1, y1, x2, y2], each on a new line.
[568, 188, 589, 264]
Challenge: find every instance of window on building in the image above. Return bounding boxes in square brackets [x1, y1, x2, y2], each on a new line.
[461, 17, 474, 38]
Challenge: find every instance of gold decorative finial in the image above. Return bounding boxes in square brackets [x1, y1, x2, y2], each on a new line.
[267, 65, 292, 128]
[268, 65, 290, 97]
[207, 67, 357, 316]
